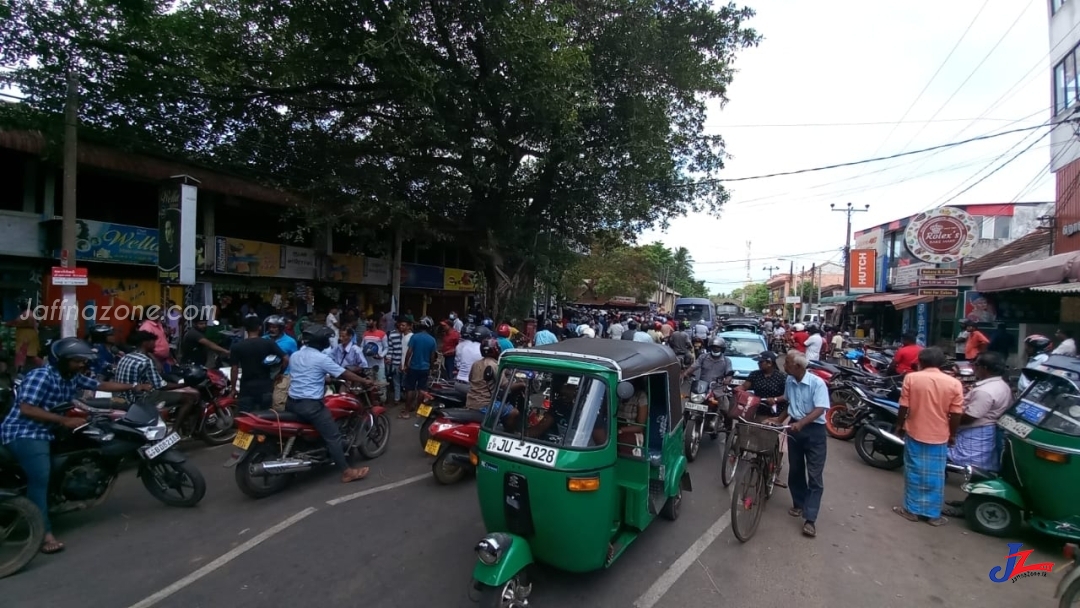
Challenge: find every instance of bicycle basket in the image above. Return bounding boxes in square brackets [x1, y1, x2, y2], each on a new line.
[735, 422, 780, 454]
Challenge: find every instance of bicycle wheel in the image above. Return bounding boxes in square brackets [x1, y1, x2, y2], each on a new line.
[721, 429, 739, 487]
[731, 460, 766, 543]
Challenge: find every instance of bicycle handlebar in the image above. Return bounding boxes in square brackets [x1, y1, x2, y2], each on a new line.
[734, 416, 791, 432]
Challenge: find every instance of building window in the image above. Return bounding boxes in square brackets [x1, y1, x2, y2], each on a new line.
[978, 216, 1012, 240]
[1054, 0, 1069, 14]
[1055, 42, 1080, 115]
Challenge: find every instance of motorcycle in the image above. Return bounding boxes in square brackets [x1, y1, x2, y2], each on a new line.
[231, 382, 391, 498]
[825, 377, 900, 440]
[425, 408, 485, 485]
[852, 385, 967, 475]
[167, 365, 238, 445]
[0, 398, 207, 515]
[682, 375, 731, 462]
[0, 490, 45, 579]
[416, 387, 468, 450]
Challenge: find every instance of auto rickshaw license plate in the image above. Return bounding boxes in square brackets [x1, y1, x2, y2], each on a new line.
[486, 436, 559, 467]
[424, 439, 442, 456]
[998, 416, 1033, 438]
[417, 404, 433, 417]
[233, 431, 254, 450]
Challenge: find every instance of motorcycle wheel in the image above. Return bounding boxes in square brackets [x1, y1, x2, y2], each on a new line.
[358, 413, 392, 459]
[418, 416, 435, 450]
[825, 403, 856, 441]
[234, 446, 290, 499]
[140, 459, 207, 507]
[1059, 577, 1080, 608]
[432, 447, 468, 485]
[684, 418, 701, 462]
[0, 496, 45, 579]
[853, 425, 904, 470]
[199, 404, 238, 446]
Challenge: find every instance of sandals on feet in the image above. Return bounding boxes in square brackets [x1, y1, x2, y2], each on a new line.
[926, 516, 948, 527]
[397, 411, 411, 420]
[41, 540, 65, 554]
[788, 507, 803, 517]
[893, 506, 919, 522]
[342, 467, 369, 483]
[802, 522, 816, 537]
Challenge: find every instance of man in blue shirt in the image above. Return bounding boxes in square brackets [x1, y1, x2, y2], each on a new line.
[533, 321, 559, 346]
[401, 318, 437, 418]
[264, 315, 299, 368]
[287, 326, 373, 484]
[773, 350, 830, 538]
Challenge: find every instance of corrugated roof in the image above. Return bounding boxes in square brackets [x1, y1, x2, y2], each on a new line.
[961, 228, 1052, 277]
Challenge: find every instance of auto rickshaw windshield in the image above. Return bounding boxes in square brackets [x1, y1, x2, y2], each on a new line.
[1014, 371, 1080, 437]
[482, 369, 610, 449]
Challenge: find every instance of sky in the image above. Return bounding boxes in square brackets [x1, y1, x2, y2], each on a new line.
[641, 0, 1056, 295]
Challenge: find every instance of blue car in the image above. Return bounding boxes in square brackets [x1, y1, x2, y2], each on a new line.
[719, 331, 770, 386]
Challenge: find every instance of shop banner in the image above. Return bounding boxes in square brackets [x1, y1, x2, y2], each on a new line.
[402, 263, 444, 290]
[67, 219, 158, 266]
[916, 302, 929, 347]
[362, 258, 391, 285]
[963, 291, 997, 323]
[214, 236, 281, 276]
[326, 253, 366, 284]
[444, 267, 479, 291]
[278, 246, 316, 279]
[157, 180, 198, 285]
[848, 249, 876, 294]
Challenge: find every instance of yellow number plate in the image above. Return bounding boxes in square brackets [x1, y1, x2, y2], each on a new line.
[417, 404, 433, 417]
[424, 439, 442, 456]
[233, 431, 254, 450]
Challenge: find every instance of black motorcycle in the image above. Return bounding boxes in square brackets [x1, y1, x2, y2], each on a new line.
[851, 385, 966, 475]
[0, 399, 207, 516]
[683, 376, 731, 462]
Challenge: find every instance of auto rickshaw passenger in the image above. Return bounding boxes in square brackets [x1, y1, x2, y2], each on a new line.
[616, 379, 648, 455]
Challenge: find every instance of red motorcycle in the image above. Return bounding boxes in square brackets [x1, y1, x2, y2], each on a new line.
[231, 382, 391, 498]
[425, 408, 485, 485]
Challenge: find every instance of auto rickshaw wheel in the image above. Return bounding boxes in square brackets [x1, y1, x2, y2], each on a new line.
[661, 489, 682, 521]
[963, 495, 1021, 538]
[476, 571, 532, 608]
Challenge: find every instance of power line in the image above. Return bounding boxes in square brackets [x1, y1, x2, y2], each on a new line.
[934, 128, 1051, 209]
[693, 248, 839, 266]
[705, 116, 1024, 128]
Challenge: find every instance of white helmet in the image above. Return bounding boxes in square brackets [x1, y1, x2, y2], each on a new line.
[582, 327, 596, 338]
[793, 323, 805, 332]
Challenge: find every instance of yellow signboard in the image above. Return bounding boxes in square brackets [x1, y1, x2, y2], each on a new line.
[214, 237, 280, 276]
[327, 254, 366, 284]
[444, 267, 479, 291]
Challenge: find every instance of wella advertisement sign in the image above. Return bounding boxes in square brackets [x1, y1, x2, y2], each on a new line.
[849, 249, 877, 294]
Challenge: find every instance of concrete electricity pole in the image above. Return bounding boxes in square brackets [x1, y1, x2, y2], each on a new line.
[61, 71, 79, 338]
[831, 202, 869, 294]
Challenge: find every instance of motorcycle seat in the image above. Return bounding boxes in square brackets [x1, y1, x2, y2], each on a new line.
[436, 408, 486, 423]
[810, 360, 844, 375]
[0, 444, 15, 464]
[433, 390, 466, 406]
[247, 410, 304, 423]
[82, 397, 130, 410]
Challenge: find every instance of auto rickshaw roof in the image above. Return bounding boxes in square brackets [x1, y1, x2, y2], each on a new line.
[1032, 355, 1080, 382]
[502, 339, 679, 380]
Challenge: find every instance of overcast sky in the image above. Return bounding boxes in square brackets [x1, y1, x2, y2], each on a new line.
[641, 0, 1054, 294]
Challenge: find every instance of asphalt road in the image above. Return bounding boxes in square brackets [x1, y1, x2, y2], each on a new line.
[2, 415, 1067, 608]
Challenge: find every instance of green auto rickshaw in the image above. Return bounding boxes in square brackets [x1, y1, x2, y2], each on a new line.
[962, 355, 1080, 541]
[468, 339, 692, 606]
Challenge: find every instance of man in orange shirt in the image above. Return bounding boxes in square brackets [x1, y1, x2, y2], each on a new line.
[887, 332, 922, 375]
[893, 347, 963, 526]
[964, 320, 989, 361]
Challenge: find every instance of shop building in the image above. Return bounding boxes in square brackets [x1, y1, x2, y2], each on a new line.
[1049, 0, 1080, 254]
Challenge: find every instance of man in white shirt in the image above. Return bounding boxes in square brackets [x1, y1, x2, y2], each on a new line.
[450, 312, 464, 333]
[608, 320, 625, 340]
[692, 322, 709, 341]
[325, 306, 341, 348]
[830, 331, 844, 354]
[804, 326, 824, 361]
[1053, 328, 1077, 356]
[454, 332, 483, 395]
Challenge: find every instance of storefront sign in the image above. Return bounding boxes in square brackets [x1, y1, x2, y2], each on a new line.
[157, 179, 198, 285]
[918, 278, 959, 287]
[214, 236, 281, 276]
[1063, 220, 1080, 237]
[918, 288, 958, 297]
[890, 261, 931, 288]
[904, 207, 977, 264]
[326, 253, 366, 283]
[919, 267, 959, 276]
[278, 246, 316, 279]
[402, 263, 444, 290]
[64, 219, 159, 266]
[51, 267, 88, 286]
[853, 227, 885, 254]
[444, 267, 479, 291]
[849, 249, 877, 294]
[916, 302, 929, 347]
[610, 296, 637, 305]
[362, 257, 391, 285]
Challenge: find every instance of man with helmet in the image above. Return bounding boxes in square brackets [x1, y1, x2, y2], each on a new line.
[87, 324, 118, 380]
[1, 337, 152, 554]
[231, 316, 289, 412]
[287, 325, 373, 484]
[791, 323, 809, 354]
[681, 336, 733, 384]
[496, 324, 515, 353]
[401, 316, 437, 418]
[466, 338, 502, 410]
[691, 318, 709, 342]
[454, 325, 483, 396]
[264, 315, 299, 358]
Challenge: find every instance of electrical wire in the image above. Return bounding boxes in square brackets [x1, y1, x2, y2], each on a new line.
[933, 128, 1051, 209]
[704, 117, 1024, 128]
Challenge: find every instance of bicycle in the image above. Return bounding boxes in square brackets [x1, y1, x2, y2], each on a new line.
[729, 417, 790, 543]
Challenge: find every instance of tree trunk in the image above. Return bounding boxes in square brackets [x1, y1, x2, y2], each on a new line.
[481, 253, 536, 322]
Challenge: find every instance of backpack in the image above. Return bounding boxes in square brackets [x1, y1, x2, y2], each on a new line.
[362, 340, 379, 358]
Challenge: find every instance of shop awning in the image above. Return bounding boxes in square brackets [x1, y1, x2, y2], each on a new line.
[819, 295, 858, 304]
[1028, 283, 1080, 294]
[855, 293, 934, 309]
[974, 251, 1080, 293]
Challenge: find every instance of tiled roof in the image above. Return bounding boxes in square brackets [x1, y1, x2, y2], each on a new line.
[961, 228, 1053, 277]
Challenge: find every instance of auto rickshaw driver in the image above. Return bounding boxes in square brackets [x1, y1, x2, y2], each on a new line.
[507, 375, 608, 446]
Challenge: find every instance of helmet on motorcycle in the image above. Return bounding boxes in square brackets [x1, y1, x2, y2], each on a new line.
[462, 324, 477, 340]
[482, 318, 494, 328]
[88, 325, 114, 342]
[497, 323, 512, 338]
[708, 336, 727, 356]
[793, 323, 805, 332]
[616, 381, 635, 401]
[302, 325, 334, 351]
[475, 326, 494, 341]
[479, 337, 501, 359]
[262, 354, 283, 376]
[1024, 334, 1053, 355]
[50, 337, 97, 367]
[181, 365, 208, 386]
[582, 327, 596, 338]
[653, 321, 662, 330]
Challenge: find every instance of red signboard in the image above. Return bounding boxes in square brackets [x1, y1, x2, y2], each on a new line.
[849, 249, 876, 294]
[51, 267, 88, 286]
[904, 207, 978, 264]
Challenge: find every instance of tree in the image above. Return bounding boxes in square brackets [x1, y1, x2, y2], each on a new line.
[2, 0, 759, 318]
[797, 280, 816, 302]
[559, 239, 656, 302]
[741, 283, 769, 314]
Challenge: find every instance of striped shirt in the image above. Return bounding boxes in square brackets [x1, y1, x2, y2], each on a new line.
[388, 330, 404, 366]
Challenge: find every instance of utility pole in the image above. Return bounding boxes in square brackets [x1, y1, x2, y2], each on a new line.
[831, 202, 869, 294]
[762, 265, 779, 317]
[744, 240, 752, 287]
[391, 229, 403, 315]
[60, 71, 79, 338]
[787, 259, 794, 323]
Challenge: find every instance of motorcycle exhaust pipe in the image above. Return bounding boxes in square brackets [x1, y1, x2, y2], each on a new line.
[445, 452, 474, 468]
[864, 424, 905, 447]
[251, 459, 315, 476]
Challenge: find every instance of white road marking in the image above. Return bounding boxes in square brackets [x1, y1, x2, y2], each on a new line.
[633, 509, 732, 608]
[126, 507, 317, 608]
[325, 472, 429, 506]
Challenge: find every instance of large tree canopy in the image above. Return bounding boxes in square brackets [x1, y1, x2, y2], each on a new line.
[1, 0, 758, 317]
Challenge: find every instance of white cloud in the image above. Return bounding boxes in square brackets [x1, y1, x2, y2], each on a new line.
[643, 0, 1053, 293]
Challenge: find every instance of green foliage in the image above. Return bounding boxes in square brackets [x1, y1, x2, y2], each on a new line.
[1, 0, 759, 318]
[561, 237, 710, 302]
[739, 283, 769, 313]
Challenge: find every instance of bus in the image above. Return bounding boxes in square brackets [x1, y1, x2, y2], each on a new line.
[674, 297, 716, 330]
[715, 301, 744, 320]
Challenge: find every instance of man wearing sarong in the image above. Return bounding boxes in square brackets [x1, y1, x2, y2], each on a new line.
[942, 352, 1013, 518]
[893, 347, 963, 527]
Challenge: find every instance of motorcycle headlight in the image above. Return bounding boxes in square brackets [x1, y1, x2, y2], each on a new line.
[143, 419, 168, 441]
[690, 393, 705, 404]
[475, 533, 511, 565]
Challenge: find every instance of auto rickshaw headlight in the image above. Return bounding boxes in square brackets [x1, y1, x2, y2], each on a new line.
[690, 393, 705, 404]
[476, 533, 511, 565]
